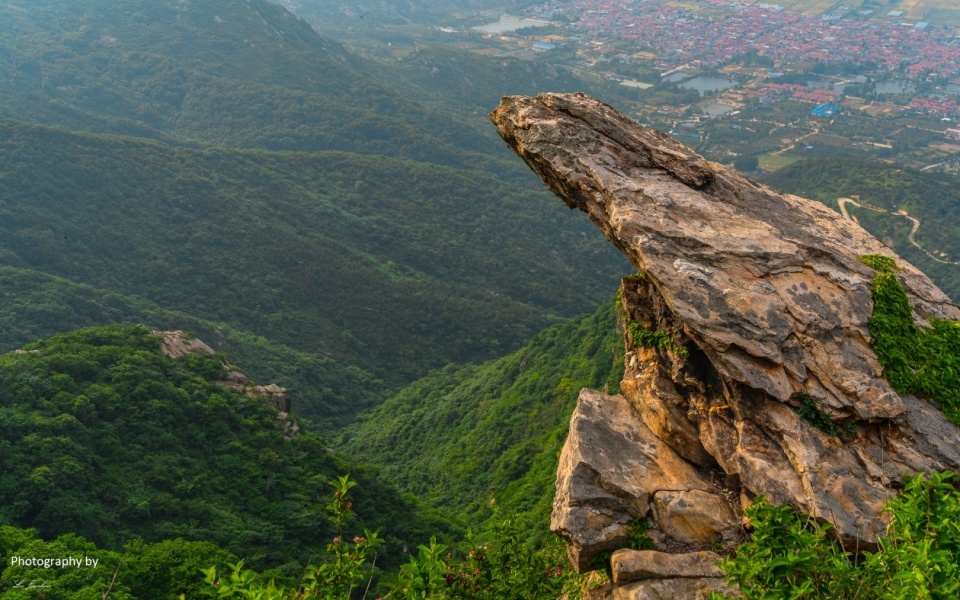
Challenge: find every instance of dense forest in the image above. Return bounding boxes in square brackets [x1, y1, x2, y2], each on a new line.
[0, 119, 624, 423]
[0, 326, 441, 577]
[0, 0, 630, 434]
[342, 300, 625, 532]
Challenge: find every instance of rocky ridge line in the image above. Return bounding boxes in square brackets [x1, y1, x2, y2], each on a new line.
[155, 330, 299, 436]
[490, 92, 960, 599]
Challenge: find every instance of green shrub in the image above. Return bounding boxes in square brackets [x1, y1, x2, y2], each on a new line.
[792, 392, 856, 439]
[624, 321, 688, 357]
[860, 254, 960, 425]
[203, 480, 583, 599]
[713, 471, 960, 599]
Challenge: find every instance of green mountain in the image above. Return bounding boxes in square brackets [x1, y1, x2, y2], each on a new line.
[341, 299, 625, 531]
[0, 119, 624, 426]
[0, 325, 441, 577]
[0, 0, 526, 166]
[278, 0, 539, 28]
[759, 159, 960, 302]
[0, 0, 628, 430]
[0, 265, 383, 432]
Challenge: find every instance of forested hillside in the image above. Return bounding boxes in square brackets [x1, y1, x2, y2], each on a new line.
[0, 0, 627, 431]
[0, 265, 382, 432]
[342, 300, 625, 532]
[759, 159, 960, 301]
[0, 0, 540, 168]
[278, 0, 539, 29]
[0, 119, 624, 426]
[0, 326, 441, 577]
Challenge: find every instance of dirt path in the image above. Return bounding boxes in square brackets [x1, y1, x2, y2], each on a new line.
[837, 197, 960, 266]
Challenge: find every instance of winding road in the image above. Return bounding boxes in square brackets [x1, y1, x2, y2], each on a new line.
[837, 196, 960, 266]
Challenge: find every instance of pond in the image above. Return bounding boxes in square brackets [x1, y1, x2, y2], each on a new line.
[680, 76, 738, 96]
[874, 80, 913, 95]
[701, 102, 735, 117]
[473, 16, 551, 34]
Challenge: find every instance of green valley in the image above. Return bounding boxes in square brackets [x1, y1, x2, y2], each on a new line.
[0, 119, 625, 428]
[342, 300, 625, 532]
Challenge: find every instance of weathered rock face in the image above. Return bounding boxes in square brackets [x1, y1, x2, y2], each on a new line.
[552, 389, 741, 572]
[490, 92, 960, 595]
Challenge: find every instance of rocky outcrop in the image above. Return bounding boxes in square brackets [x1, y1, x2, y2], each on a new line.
[155, 330, 217, 358]
[552, 389, 741, 572]
[490, 92, 960, 596]
[154, 330, 298, 436]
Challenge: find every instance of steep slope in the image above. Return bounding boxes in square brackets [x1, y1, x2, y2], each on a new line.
[0, 325, 438, 575]
[491, 92, 960, 598]
[0, 0, 501, 164]
[342, 301, 625, 531]
[0, 119, 626, 421]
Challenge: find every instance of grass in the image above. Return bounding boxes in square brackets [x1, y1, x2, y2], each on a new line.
[759, 154, 800, 171]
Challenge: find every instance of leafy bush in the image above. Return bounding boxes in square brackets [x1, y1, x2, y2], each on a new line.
[713, 471, 960, 599]
[624, 321, 689, 358]
[201, 476, 383, 600]
[0, 526, 238, 599]
[792, 392, 856, 439]
[204, 480, 582, 600]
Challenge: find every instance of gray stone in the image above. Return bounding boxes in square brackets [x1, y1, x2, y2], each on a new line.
[610, 550, 724, 584]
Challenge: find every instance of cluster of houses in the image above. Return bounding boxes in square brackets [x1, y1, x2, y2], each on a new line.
[524, 0, 960, 79]
[905, 96, 960, 118]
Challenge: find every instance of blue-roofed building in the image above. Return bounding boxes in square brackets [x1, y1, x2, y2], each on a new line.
[914, 21, 929, 30]
[811, 104, 842, 117]
[533, 42, 556, 51]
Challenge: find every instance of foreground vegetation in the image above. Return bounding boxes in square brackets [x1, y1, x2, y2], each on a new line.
[199, 475, 581, 600]
[713, 471, 960, 599]
[196, 470, 960, 600]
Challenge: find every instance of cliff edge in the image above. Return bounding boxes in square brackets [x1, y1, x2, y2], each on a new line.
[491, 92, 960, 599]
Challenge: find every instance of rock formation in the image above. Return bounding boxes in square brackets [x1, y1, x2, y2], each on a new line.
[154, 330, 298, 436]
[490, 92, 960, 598]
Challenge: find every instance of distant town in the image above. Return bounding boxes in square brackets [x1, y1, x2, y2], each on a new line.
[456, 0, 960, 173]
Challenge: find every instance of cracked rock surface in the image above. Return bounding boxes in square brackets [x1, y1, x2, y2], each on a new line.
[491, 92, 960, 597]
